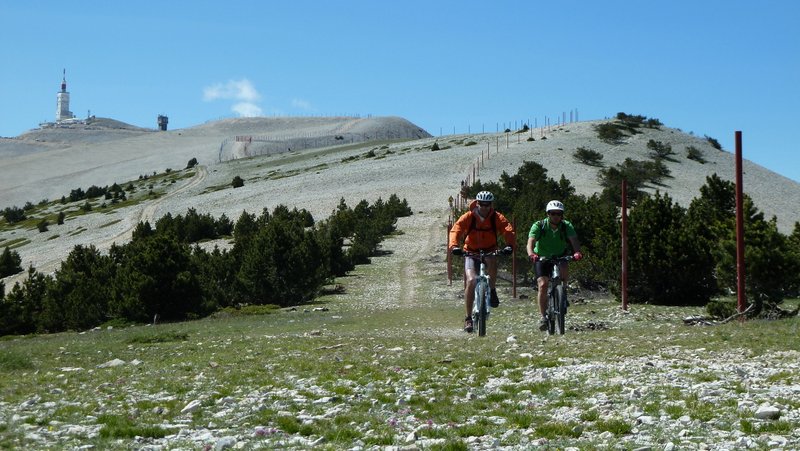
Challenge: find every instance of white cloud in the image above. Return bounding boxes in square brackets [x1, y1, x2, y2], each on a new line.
[232, 102, 263, 117]
[203, 79, 261, 102]
[203, 79, 263, 117]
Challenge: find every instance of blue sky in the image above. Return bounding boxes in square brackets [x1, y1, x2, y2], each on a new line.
[2, 1, 799, 181]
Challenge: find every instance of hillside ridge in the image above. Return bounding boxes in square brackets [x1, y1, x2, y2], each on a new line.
[2, 116, 800, 289]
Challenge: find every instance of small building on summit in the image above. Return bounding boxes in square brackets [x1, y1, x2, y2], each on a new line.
[56, 69, 75, 122]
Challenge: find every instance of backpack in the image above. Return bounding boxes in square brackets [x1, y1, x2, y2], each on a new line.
[535, 218, 568, 243]
[468, 210, 498, 241]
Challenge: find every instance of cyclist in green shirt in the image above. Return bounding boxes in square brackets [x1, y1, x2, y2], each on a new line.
[526, 200, 583, 331]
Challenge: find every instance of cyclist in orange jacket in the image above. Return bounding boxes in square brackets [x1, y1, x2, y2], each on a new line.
[449, 191, 515, 333]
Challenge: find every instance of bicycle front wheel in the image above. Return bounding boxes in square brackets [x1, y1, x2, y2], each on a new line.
[475, 280, 488, 337]
[554, 283, 566, 335]
[547, 289, 556, 335]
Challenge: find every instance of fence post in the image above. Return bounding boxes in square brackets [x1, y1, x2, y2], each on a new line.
[447, 219, 453, 285]
[621, 179, 628, 311]
[512, 215, 517, 299]
[735, 131, 747, 314]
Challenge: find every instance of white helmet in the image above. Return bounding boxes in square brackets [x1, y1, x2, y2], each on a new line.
[546, 200, 564, 212]
[476, 191, 494, 202]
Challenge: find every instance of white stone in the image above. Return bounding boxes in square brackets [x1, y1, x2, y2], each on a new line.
[97, 358, 126, 368]
[214, 436, 237, 450]
[754, 405, 781, 420]
[180, 399, 202, 414]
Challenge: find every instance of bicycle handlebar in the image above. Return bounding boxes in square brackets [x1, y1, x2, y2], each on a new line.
[538, 255, 574, 263]
[452, 247, 512, 258]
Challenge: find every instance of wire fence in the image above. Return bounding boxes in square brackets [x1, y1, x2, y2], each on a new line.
[218, 129, 430, 162]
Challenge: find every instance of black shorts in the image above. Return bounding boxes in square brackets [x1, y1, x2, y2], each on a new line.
[534, 259, 568, 279]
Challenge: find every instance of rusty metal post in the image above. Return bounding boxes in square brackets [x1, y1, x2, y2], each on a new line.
[447, 220, 453, 285]
[621, 179, 629, 311]
[735, 131, 747, 313]
[512, 215, 517, 299]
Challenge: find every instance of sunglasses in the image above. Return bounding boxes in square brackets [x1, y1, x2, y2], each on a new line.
[548, 211, 563, 216]
[478, 202, 492, 207]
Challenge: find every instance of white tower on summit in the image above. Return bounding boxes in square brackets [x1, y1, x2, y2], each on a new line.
[56, 69, 75, 122]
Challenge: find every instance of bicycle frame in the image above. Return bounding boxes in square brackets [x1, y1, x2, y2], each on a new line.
[540, 256, 572, 335]
[463, 250, 502, 336]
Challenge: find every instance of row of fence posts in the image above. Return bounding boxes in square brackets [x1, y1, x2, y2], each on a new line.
[445, 127, 557, 296]
[446, 129, 750, 317]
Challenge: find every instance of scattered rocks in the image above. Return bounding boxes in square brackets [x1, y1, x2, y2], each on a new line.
[97, 358, 126, 368]
[754, 405, 781, 420]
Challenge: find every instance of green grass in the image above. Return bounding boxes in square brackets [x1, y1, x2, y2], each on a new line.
[0, 350, 34, 371]
[97, 414, 173, 439]
[1, 248, 798, 449]
[740, 419, 794, 434]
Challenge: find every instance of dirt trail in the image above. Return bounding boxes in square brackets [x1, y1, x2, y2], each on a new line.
[396, 213, 446, 305]
[3, 166, 208, 289]
[95, 165, 208, 251]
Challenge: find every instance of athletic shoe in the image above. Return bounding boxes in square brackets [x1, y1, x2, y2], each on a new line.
[490, 288, 499, 308]
[538, 316, 548, 331]
[464, 317, 474, 333]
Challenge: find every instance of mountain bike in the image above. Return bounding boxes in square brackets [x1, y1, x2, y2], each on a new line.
[455, 248, 512, 336]
[539, 255, 573, 335]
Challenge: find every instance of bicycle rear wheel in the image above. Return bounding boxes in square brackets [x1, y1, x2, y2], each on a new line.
[475, 280, 488, 336]
[554, 283, 566, 335]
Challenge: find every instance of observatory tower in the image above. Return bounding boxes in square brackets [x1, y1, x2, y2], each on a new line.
[56, 69, 75, 122]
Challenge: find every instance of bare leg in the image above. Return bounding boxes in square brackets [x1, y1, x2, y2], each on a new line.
[537, 276, 549, 317]
[465, 270, 477, 318]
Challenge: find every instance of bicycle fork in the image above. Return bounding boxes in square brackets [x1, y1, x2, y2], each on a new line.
[474, 263, 492, 316]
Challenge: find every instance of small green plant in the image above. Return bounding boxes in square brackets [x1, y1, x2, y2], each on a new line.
[706, 298, 737, 318]
[647, 140, 676, 161]
[686, 145, 706, 163]
[573, 147, 604, 166]
[595, 123, 626, 143]
[594, 418, 632, 435]
[579, 409, 599, 422]
[232, 176, 245, 188]
[431, 142, 441, 151]
[535, 421, 582, 439]
[2, 206, 26, 224]
[705, 135, 722, 150]
[97, 414, 171, 439]
[740, 419, 792, 434]
[37, 219, 49, 232]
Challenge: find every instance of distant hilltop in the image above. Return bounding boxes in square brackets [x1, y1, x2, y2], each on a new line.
[0, 115, 433, 207]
